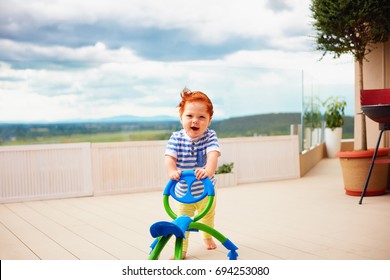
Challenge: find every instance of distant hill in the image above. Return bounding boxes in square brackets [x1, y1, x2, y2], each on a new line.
[211, 113, 302, 137]
[341, 115, 354, 138]
[0, 113, 354, 145]
[212, 112, 354, 138]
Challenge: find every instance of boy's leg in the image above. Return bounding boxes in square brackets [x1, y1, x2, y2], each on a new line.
[175, 202, 196, 254]
[197, 196, 217, 249]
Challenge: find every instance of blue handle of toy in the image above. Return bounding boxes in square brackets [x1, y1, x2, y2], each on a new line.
[163, 170, 215, 204]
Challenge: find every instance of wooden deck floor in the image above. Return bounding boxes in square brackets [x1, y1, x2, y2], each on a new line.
[1, 159, 390, 260]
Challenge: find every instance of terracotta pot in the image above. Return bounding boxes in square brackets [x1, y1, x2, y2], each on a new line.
[337, 148, 390, 196]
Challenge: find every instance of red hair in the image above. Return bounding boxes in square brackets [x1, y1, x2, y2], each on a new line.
[177, 87, 214, 118]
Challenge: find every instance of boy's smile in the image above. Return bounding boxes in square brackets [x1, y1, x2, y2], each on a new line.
[180, 101, 211, 139]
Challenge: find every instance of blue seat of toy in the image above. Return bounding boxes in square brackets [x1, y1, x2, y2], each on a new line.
[163, 170, 215, 204]
[150, 215, 193, 238]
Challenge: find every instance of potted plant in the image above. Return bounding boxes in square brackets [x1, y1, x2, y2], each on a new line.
[322, 96, 346, 158]
[310, 0, 390, 196]
[215, 162, 237, 188]
[303, 96, 323, 150]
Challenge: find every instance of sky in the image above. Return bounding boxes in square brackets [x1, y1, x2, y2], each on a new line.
[0, 0, 355, 122]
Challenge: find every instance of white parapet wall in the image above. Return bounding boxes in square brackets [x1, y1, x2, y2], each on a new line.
[91, 141, 167, 196]
[0, 143, 93, 203]
[0, 135, 300, 203]
[219, 136, 300, 184]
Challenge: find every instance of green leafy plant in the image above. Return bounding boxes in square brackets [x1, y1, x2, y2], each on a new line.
[303, 96, 322, 130]
[322, 96, 347, 130]
[310, 0, 390, 150]
[215, 162, 234, 174]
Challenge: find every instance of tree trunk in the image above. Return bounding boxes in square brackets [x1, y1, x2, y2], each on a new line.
[358, 59, 367, 151]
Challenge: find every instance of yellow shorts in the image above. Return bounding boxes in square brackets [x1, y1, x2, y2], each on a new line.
[175, 193, 217, 252]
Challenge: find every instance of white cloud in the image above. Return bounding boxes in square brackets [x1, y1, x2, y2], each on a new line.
[0, 42, 354, 121]
[2, 0, 311, 44]
[223, 49, 354, 85]
[0, 0, 355, 122]
[0, 39, 140, 63]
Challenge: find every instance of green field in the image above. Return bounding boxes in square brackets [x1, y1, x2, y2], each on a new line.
[3, 130, 172, 146]
[0, 113, 354, 146]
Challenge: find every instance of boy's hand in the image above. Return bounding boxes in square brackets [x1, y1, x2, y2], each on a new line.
[169, 170, 182, 181]
[195, 168, 209, 180]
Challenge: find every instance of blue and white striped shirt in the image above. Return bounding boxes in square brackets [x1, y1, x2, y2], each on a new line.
[165, 128, 220, 198]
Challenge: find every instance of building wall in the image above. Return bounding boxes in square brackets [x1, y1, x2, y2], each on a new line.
[354, 40, 390, 149]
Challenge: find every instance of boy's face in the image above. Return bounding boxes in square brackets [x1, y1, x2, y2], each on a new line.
[180, 101, 211, 139]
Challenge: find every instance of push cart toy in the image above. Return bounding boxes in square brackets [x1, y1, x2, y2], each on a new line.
[148, 170, 238, 260]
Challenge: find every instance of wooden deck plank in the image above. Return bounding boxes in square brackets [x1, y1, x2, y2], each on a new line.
[0, 221, 39, 260]
[0, 204, 77, 259]
[42, 197, 155, 258]
[4, 203, 116, 260]
[1, 159, 390, 260]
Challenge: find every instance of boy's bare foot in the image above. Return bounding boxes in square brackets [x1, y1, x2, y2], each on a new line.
[203, 238, 217, 250]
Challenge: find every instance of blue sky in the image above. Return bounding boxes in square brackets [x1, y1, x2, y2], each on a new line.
[0, 0, 355, 122]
